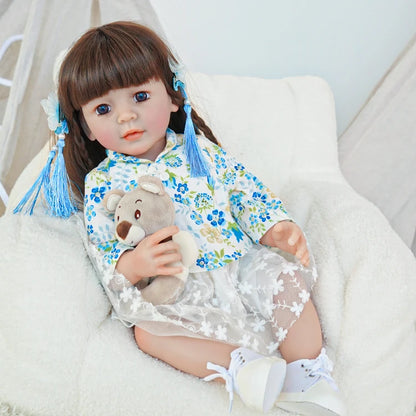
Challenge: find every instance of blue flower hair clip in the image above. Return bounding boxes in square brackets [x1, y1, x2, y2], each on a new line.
[14, 92, 77, 218]
[41, 92, 69, 135]
[169, 58, 210, 179]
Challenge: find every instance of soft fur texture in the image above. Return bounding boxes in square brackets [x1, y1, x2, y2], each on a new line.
[103, 175, 197, 305]
[1, 74, 415, 416]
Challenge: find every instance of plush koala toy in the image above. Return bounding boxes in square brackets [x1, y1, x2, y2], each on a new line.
[103, 175, 198, 305]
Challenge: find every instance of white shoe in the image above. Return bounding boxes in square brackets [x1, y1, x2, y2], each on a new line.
[276, 349, 346, 416]
[204, 347, 287, 412]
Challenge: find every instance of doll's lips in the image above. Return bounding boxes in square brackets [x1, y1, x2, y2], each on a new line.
[123, 130, 144, 141]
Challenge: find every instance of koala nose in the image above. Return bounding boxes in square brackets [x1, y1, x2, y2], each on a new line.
[116, 221, 131, 240]
[116, 221, 146, 246]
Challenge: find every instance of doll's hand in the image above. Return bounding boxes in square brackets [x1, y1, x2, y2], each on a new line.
[116, 225, 183, 285]
[261, 221, 310, 267]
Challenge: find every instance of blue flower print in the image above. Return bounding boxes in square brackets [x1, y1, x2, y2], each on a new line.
[205, 251, 221, 268]
[196, 255, 209, 269]
[267, 199, 280, 209]
[231, 251, 242, 261]
[214, 154, 227, 170]
[164, 172, 178, 189]
[85, 131, 292, 275]
[110, 246, 121, 260]
[100, 240, 122, 265]
[221, 228, 232, 239]
[176, 182, 188, 194]
[90, 186, 106, 203]
[230, 193, 244, 212]
[267, 199, 288, 214]
[165, 155, 183, 168]
[194, 193, 214, 211]
[223, 170, 237, 186]
[125, 179, 138, 192]
[191, 211, 203, 225]
[258, 208, 271, 222]
[86, 205, 96, 221]
[249, 213, 258, 225]
[101, 159, 116, 172]
[224, 251, 242, 262]
[244, 172, 256, 182]
[252, 191, 268, 204]
[98, 240, 113, 252]
[98, 241, 116, 265]
[174, 193, 191, 206]
[248, 174, 265, 191]
[207, 209, 225, 227]
[234, 162, 245, 172]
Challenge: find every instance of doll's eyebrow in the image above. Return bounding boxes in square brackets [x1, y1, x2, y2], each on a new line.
[135, 199, 142, 204]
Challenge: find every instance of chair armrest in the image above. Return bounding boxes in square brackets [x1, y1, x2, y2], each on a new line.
[279, 178, 416, 352]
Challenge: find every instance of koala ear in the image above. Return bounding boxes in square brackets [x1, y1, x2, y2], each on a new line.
[138, 175, 165, 195]
[103, 189, 125, 212]
[141, 182, 163, 195]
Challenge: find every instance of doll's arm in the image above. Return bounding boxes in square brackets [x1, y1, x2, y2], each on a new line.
[260, 220, 310, 266]
[223, 149, 291, 244]
[115, 225, 184, 285]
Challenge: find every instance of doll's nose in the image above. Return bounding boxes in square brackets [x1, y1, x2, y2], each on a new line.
[118, 109, 137, 124]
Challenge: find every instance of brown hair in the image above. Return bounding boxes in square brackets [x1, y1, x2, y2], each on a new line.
[57, 21, 218, 199]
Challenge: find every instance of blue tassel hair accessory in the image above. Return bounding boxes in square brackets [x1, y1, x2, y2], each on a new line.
[13, 92, 77, 218]
[169, 59, 210, 178]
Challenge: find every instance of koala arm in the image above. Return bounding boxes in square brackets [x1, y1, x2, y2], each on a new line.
[172, 231, 198, 267]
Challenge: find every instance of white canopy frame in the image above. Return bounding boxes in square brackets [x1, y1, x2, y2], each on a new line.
[0, 33, 23, 207]
[0, 34, 23, 88]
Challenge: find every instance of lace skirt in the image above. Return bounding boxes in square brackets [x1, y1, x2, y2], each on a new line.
[121, 245, 317, 356]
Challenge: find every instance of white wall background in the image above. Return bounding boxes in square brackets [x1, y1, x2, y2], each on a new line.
[150, 0, 416, 136]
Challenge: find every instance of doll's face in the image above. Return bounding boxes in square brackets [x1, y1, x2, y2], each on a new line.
[81, 79, 178, 160]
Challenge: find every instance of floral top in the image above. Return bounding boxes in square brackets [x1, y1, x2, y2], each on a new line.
[84, 129, 291, 275]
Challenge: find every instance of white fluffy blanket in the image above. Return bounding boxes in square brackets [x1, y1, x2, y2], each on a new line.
[0, 177, 415, 416]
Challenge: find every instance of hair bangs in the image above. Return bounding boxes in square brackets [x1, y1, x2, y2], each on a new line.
[61, 23, 167, 111]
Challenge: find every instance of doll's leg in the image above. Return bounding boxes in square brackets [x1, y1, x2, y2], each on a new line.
[278, 299, 322, 362]
[135, 327, 287, 412]
[134, 326, 235, 378]
[272, 272, 346, 415]
[272, 270, 322, 362]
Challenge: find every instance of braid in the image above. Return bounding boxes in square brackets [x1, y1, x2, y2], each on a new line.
[169, 103, 220, 147]
[63, 112, 106, 200]
[192, 110, 220, 146]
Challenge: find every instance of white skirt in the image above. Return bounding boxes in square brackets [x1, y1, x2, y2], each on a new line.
[133, 245, 317, 356]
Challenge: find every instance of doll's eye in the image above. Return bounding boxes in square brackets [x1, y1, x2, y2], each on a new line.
[134, 209, 141, 220]
[96, 104, 111, 115]
[134, 92, 150, 102]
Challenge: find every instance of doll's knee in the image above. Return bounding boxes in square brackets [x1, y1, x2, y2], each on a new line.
[277, 269, 308, 292]
[134, 326, 155, 353]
